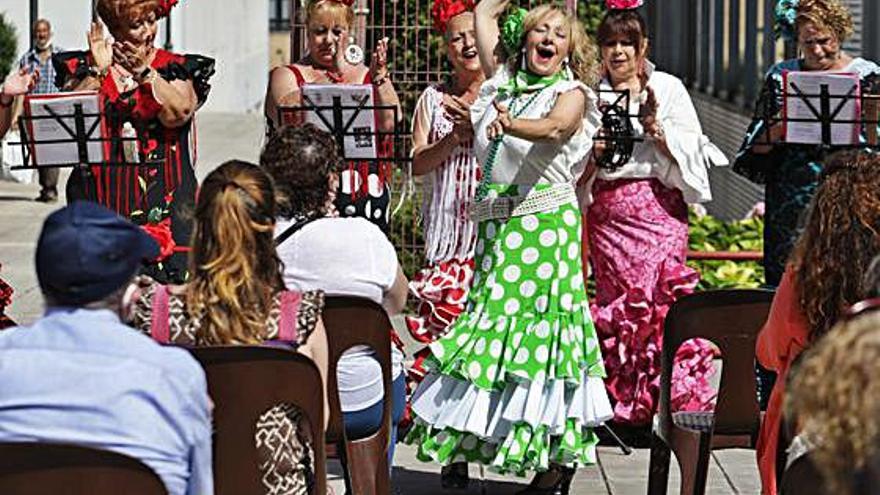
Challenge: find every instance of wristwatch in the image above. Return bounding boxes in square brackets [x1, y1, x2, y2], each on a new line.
[136, 67, 158, 85]
[88, 65, 109, 80]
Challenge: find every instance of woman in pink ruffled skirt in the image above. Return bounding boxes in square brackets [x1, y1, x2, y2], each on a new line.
[581, 5, 728, 425]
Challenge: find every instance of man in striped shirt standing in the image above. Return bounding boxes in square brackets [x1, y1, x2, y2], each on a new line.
[17, 19, 63, 203]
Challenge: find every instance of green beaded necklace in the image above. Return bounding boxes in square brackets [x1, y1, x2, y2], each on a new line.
[475, 88, 547, 201]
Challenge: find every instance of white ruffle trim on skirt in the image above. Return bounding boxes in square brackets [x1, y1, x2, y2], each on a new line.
[411, 370, 613, 442]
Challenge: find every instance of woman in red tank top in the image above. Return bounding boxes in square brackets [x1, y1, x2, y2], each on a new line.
[264, 0, 402, 234]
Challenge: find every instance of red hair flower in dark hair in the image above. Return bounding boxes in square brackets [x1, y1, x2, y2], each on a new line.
[431, 0, 475, 34]
[156, 0, 179, 17]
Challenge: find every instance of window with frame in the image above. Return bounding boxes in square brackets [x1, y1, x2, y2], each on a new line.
[269, 0, 291, 32]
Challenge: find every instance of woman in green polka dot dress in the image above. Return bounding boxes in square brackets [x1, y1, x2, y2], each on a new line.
[405, 0, 613, 492]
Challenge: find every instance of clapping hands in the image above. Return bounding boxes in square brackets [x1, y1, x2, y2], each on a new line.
[444, 94, 474, 143]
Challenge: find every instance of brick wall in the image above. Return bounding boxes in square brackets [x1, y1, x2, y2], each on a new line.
[690, 91, 764, 221]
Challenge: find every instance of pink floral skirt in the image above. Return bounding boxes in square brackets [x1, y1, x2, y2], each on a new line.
[405, 258, 475, 382]
[587, 178, 716, 425]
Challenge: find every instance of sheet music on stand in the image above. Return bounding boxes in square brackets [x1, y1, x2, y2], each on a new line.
[277, 86, 413, 215]
[17, 91, 107, 168]
[11, 92, 158, 204]
[277, 85, 410, 164]
[754, 71, 880, 149]
[302, 84, 379, 159]
[784, 71, 861, 146]
[12, 91, 152, 170]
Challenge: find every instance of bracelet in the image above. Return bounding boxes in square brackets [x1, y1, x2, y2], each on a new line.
[88, 65, 109, 81]
[142, 69, 159, 86]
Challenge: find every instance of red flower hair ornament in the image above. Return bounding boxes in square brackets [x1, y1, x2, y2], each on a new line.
[156, 0, 180, 18]
[432, 0, 476, 34]
[606, 0, 644, 9]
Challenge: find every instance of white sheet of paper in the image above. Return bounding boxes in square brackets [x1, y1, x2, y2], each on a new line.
[301, 84, 378, 159]
[784, 71, 861, 146]
[24, 91, 105, 167]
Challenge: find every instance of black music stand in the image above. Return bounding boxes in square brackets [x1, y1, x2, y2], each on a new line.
[756, 75, 880, 150]
[12, 101, 150, 204]
[278, 93, 409, 165]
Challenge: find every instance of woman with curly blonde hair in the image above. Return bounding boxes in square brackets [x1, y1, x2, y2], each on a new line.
[786, 309, 880, 495]
[734, 0, 879, 289]
[755, 149, 880, 494]
[405, 0, 612, 492]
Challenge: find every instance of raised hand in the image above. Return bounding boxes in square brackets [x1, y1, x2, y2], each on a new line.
[334, 34, 348, 73]
[370, 37, 390, 83]
[2, 67, 39, 97]
[88, 22, 113, 71]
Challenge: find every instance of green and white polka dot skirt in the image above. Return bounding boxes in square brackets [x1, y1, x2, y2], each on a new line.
[406, 184, 613, 476]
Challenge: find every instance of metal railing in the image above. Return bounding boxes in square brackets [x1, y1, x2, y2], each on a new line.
[644, 0, 793, 111]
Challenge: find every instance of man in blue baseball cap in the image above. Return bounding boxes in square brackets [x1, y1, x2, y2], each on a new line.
[0, 202, 213, 495]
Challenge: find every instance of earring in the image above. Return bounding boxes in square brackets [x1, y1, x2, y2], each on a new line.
[521, 49, 527, 71]
[344, 35, 364, 65]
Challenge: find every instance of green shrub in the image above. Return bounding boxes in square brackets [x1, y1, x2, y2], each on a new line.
[0, 14, 16, 80]
[687, 208, 765, 290]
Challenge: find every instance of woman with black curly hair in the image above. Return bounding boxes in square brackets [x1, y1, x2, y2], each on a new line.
[755, 149, 880, 494]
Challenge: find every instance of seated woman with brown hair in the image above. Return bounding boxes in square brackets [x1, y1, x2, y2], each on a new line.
[129, 160, 329, 495]
[756, 149, 880, 495]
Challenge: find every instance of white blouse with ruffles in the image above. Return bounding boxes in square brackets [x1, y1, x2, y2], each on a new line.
[470, 66, 601, 187]
[583, 63, 728, 205]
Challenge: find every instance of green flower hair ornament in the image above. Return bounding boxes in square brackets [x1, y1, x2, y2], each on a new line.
[501, 7, 528, 55]
[774, 0, 799, 41]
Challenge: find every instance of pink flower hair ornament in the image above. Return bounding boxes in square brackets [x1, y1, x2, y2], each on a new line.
[605, 0, 644, 10]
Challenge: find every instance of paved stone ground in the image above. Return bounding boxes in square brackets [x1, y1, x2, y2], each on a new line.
[0, 112, 761, 494]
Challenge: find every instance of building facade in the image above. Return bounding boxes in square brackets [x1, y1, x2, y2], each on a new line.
[1, 0, 269, 113]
